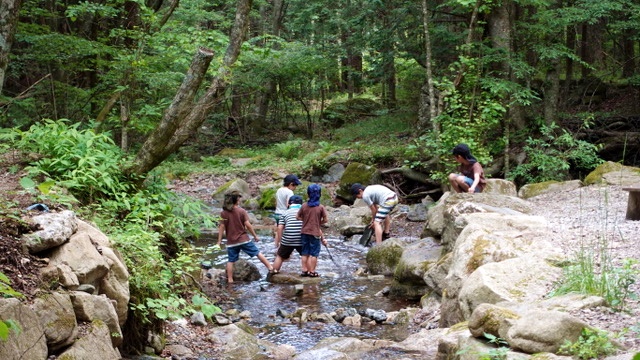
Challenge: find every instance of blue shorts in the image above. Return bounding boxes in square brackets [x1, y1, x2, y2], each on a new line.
[462, 176, 481, 193]
[227, 242, 260, 262]
[300, 234, 321, 257]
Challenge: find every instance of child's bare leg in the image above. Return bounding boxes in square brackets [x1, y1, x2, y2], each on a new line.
[273, 256, 283, 271]
[257, 253, 274, 271]
[372, 221, 384, 244]
[300, 257, 308, 273]
[226, 262, 234, 283]
[307, 256, 318, 273]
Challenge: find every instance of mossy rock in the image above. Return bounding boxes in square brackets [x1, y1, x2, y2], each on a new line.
[336, 162, 382, 202]
[584, 161, 640, 186]
[211, 179, 251, 203]
[365, 240, 404, 276]
[518, 180, 582, 199]
[217, 148, 244, 157]
[257, 182, 333, 210]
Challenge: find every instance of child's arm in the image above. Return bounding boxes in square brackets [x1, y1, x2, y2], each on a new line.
[244, 220, 260, 241]
[217, 223, 225, 246]
[469, 171, 481, 193]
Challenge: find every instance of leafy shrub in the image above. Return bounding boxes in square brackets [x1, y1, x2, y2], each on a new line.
[508, 122, 603, 184]
[322, 97, 383, 128]
[559, 328, 617, 359]
[0, 119, 133, 204]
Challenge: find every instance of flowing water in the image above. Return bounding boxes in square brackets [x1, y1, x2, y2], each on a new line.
[195, 230, 419, 352]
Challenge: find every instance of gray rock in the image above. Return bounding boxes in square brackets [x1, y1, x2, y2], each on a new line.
[22, 210, 77, 253]
[0, 298, 48, 360]
[190, 312, 207, 326]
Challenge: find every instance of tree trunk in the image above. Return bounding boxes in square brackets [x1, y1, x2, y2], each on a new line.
[251, 0, 286, 133]
[543, 59, 560, 125]
[129, 0, 253, 177]
[0, 0, 22, 94]
[418, 0, 438, 134]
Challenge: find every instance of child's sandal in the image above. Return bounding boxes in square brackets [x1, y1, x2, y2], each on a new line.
[308, 272, 320, 277]
[300, 271, 310, 277]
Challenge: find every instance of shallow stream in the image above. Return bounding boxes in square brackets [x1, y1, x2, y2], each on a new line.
[195, 231, 419, 352]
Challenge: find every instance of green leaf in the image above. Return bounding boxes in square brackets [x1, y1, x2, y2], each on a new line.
[20, 177, 36, 190]
[37, 180, 56, 195]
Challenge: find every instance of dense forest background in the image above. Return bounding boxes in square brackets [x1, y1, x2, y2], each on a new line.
[1, 0, 639, 181]
[2, 0, 640, 354]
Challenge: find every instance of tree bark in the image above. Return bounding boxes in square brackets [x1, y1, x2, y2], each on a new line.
[0, 0, 22, 94]
[418, 0, 438, 133]
[129, 0, 253, 177]
[129, 47, 215, 175]
[251, 0, 286, 133]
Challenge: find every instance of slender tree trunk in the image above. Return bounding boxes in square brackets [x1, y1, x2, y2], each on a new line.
[418, 0, 438, 134]
[120, 96, 130, 151]
[130, 0, 253, 177]
[622, 30, 635, 78]
[251, 0, 286, 132]
[564, 24, 576, 100]
[0, 0, 22, 94]
[543, 59, 560, 125]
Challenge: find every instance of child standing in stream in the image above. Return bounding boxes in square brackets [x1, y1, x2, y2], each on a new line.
[296, 184, 328, 277]
[217, 192, 274, 284]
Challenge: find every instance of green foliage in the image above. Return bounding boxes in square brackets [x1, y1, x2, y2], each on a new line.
[552, 257, 638, 311]
[0, 272, 23, 341]
[508, 122, 603, 184]
[1, 119, 133, 204]
[19, 177, 78, 209]
[191, 294, 222, 319]
[322, 97, 384, 129]
[0, 319, 21, 341]
[559, 328, 617, 359]
[272, 140, 311, 160]
[0, 272, 23, 299]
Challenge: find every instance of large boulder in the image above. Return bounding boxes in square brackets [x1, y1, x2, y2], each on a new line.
[393, 238, 443, 285]
[48, 225, 110, 285]
[442, 213, 564, 298]
[483, 178, 518, 196]
[504, 310, 589, 354]
[206, 324, 295, 360]
[31, 292, 78, 350]
[423, 192, 533, 243]
[211, 178, 251, 204]
[70, 292, 123, 347]
[584, 161, 640, 186]
[518, 180, 583, 199]
[336, 162, 382, 202]
[74, 220, 130, 325]
[365, 239, 406, 276]
[457, 257, 563, 319]
[22, 210, 77, 253]
[0, 298, 48, 360]
[57, 321, 121, 360]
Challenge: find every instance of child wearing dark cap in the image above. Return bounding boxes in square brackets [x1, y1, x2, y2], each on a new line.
[448, 143, 486, 193]
[274, 174, 302, 240]
[350, 183, 398, 245]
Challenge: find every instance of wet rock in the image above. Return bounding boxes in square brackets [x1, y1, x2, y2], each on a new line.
[364, 308, 387, 323]
[190, 312, 206, 326]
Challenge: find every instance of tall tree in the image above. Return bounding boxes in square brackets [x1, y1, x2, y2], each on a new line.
[129, 0, 253, 176]
[0, 0, 22, 94]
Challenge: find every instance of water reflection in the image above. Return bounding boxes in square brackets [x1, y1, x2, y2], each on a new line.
[195, 233, 418, 352]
